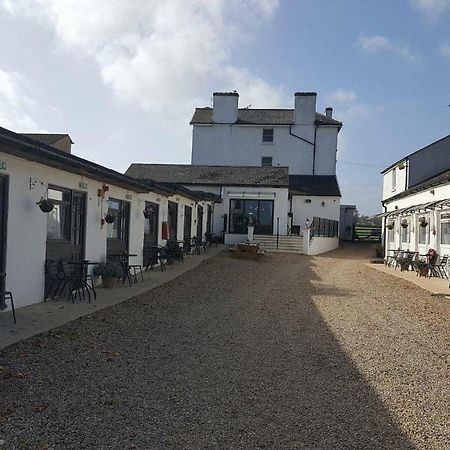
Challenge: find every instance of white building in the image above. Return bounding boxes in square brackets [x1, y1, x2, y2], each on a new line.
[0, 126, 216, 312]
[381, 134, 450, 257]
[188, 91, 342, 252]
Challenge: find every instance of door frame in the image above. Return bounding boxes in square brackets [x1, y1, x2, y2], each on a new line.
[0, 174, 9, 299]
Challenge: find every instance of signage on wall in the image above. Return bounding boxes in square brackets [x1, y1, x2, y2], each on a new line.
[0, 161, 6, 170]
[79, 181, 88, 190]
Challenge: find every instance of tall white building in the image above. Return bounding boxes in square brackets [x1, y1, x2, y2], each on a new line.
[191, 91, 342, 175]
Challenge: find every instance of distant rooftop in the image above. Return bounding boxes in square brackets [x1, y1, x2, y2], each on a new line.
[126, 164, 289, 187]
[190, 108, 342, 127]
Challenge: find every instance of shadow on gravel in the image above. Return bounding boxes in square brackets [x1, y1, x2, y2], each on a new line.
[0, 252, 415, 449]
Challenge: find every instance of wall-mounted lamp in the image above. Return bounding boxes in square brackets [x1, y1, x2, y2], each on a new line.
[321, 201, 325, 207]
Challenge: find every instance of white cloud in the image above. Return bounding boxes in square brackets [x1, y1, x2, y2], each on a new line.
[2, 0, 283, 112]
[0, 70, 40, 131]
[357, 34, 418, 62]
[411, 0, 450, 19]
[439, 42, 450, 56]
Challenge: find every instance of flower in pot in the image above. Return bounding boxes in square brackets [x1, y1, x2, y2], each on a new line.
[401, 219, 408, 228]
[373, 243, 384, 258]
[415, 259, 429, 277]
[37, 198, 55, 213]
[104, 213, 115, 224]
[143, 208, 153, 219]
[93, 261, 123, 288]
[386, 222, 394, 230]
[419, 218, 428, 228]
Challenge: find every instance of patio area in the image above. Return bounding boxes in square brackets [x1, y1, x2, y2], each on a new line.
[0, 245, 224, 350]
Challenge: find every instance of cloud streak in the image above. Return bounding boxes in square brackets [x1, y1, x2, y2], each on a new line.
[410, 0, 450, 19]
[2, 0, 283, 115]
[357, 34, 418, 62]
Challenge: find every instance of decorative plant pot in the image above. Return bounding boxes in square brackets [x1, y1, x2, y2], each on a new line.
[101, 276, 116, 288]
[104, 214, 115, 224]
[143, 209, 151, 219]
[401, 221, 408, 228]
[419, 221, 428, 228]
[386, 223, 394, 230]
[418, 267, 428, 277]
[37, 198, 54, 213]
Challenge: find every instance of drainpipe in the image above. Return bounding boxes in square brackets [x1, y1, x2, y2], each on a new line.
[288, 124, 317, 175]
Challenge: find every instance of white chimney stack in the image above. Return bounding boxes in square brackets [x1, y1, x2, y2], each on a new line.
[294, 92, 317, 125]
[212, 92, 239, 123]
[325, 107, 333, 118]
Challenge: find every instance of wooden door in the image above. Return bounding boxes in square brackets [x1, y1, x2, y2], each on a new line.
[143, 201, 159, 263]
[168, 201, 178, 241]
[184, 206, 192, 242]
[0, 175, 8, 304]
[197, 206, 203, 239]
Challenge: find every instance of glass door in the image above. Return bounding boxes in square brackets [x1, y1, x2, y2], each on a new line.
[184, 206, 192, 242]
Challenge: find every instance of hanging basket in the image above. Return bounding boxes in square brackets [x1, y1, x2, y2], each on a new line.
[386, 222, 394, 230]
[401, 220, 408, 228]
[143, 209, 151, 219]
[420, 220, 428, 228]
[104, 213, 115, 224]
[37, 198, 54, 213]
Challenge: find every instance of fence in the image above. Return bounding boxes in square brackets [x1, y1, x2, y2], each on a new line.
[353, 224, 382, 242]
[310, 217, 339, 239]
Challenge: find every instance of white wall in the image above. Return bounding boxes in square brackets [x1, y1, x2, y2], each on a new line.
[383, 180, 450, 256]
[307, 237, 339, 255]
[222, 186, 289, 236]
[291, 195, 340, 230]
[382, 162, 408, 201]
[191, 124, 339, 176]
[0, 152, 166, 310]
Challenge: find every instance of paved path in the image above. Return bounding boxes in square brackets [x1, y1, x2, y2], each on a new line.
[0, 245, 448, 449]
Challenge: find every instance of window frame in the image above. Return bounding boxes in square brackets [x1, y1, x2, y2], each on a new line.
[440, 213, 450, 246]
[418, 215, 430, 245]
[262, 128, 274, 143]
[261, 156, 273, 167]
[391, 169, 396, 191]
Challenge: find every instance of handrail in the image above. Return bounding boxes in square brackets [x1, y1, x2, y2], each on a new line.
[310, 217, 339, 240]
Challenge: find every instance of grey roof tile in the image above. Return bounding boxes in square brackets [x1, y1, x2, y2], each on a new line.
[190, 108, 342, 126]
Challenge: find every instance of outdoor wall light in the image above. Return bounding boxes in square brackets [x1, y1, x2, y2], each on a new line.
[321, 201, 325, 207]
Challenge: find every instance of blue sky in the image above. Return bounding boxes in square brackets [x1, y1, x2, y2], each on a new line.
[0, 0, 449, 214]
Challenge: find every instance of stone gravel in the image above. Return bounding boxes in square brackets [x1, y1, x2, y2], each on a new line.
[0, 245, 449, 449]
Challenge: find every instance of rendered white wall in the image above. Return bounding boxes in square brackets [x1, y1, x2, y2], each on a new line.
[191, 124, 338, 176]
[291, 195, 340, 230]
[382, 162, 408, 201]
[307, 237, 339, 255]
[0, 152, 169, 310]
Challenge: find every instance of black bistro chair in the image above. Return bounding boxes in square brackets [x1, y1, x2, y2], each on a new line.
[1, 273, 16, 324]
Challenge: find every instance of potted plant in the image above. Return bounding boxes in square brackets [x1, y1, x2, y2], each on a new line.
[373, 243, 384, 258]
[419, 218, 428, 228]
[37, 198, 54, 213]
[415, 259, 429, 277]
[143, 209, 151, 219]
[104, 213, 115, 224]
[401, 219, 408, 228]
[93, 261, 123, 288]
[386, 222, 394, 230]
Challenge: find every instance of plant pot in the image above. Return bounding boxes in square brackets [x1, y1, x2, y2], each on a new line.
[37, 199, 54, 213]
[386, 224, 394, 230]
[401, 222, 408, 228]
[143, 209, 151, 219]
[104, 214, 115, 224]
[420, 221, 428, 228]
[101, 276, 116, 288]
[418, 267, 428, 277]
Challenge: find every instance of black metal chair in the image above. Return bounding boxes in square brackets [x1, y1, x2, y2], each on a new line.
[430, 254, 449, 279]
[0, 273, 16, 324]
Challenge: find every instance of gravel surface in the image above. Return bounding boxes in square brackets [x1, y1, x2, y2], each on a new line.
[0, 244, 449, 449]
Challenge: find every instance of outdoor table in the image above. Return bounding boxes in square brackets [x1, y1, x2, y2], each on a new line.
[67, 260, 98, 301]
[109, 253, 138, 286]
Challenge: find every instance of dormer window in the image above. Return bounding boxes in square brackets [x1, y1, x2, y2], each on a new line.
[262, 128, 274, 143]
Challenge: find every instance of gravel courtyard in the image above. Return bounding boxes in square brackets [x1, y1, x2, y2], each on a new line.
[0, 245, 449, 449]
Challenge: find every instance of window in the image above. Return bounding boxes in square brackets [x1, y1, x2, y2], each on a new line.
[401, 218, 409, 243]
[418, 216, 429, 245]
[391, 169, 396, 191]
[47, 188, 71, 240]
[107, 198, 130, 244]
[229, 199, 274, 235]
[261, 156, 273, 167]
[440, 213, 450, 245]
[262, 128, 274, 143]
[388, 226, 394, 243]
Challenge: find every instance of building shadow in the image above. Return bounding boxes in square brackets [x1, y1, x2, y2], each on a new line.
[0, 252, 416, 449]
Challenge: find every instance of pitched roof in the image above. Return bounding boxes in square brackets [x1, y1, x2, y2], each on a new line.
[126, 164, 289, 187]
[190, 108, 342, 127]
[21, 133, 74, 145]
[383, 167, 450, 203]
[289, 175, 341, 197]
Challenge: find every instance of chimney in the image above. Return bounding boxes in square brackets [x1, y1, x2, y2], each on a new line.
[325, 107, 333, 118]
[294, 92, 317, 125]
[212, 92, 239, 123]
